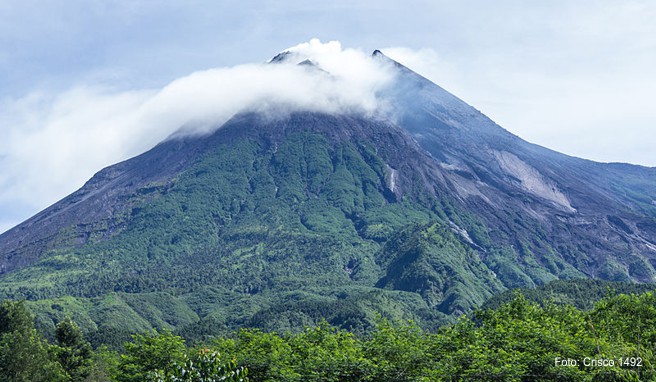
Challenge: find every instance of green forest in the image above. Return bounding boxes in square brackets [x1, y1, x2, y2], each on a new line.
[2, 287, 655, 382]
[3, 127, 656, 354]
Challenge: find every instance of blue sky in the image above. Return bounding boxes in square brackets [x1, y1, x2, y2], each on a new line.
[1, 0, 655, 233]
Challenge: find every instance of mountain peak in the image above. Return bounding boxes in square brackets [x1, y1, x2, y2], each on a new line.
[268, 50, 293, 64]
[1, 40, 655, 338]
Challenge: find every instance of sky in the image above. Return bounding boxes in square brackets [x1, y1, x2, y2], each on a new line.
[1, 0, 655, 233]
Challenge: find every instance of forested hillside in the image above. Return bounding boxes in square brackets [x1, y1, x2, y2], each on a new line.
[2, 50, 656, 377]
[2, 289, 655, 381]
[483, 279, 656, 310]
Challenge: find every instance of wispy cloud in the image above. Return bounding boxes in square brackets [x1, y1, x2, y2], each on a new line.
[2, 1, 656, 233]
[0, 39, 395, 232]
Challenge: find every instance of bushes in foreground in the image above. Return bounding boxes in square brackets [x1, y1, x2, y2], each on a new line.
[2, 291, 656, 381]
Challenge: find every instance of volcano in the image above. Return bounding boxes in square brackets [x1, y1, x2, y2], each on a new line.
[1, 48, 655, 338]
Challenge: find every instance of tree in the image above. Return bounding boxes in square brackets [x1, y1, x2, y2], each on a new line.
[116, 330, 186, 382]
[288, 321, 373, 381]
[151, 349, 248, 382]
[55, 317, 93, 381]
[213, 328, 298, 381]
[0, 299, 66, 382]
[364, 318, 431, 381]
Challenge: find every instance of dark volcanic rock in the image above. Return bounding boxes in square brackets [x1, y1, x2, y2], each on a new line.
[1, 51, 655, 329]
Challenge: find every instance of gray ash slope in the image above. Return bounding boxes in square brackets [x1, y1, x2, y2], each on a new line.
[0, 51, 655, 333]
[374, 51, 656, 283]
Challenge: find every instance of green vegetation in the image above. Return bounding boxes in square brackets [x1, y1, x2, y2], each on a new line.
[0, 132, 489, 337]
[376, 222, 504, 315]
[55, 316, 93, 381]
[1, 300, 67, 381]
[3, 290, 656, 381]
[1, 127, 654, 347]
[483, 279, 656, 311]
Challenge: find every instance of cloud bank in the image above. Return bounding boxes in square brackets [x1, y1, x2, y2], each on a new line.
[0, 39, 396, 232]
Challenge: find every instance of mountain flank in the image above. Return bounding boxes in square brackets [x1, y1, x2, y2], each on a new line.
[1, 50, 655, 339]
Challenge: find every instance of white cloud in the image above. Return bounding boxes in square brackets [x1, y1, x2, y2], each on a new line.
[0, 88, 154, 208]
[2, 10, 656, 235]
[146, 40, 395, 137]
[0, 39, 396, 232]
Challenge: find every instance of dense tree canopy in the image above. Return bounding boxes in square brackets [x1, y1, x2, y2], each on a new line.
[1, 290, 655, 381]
